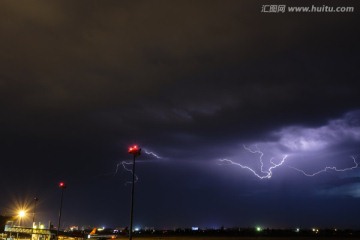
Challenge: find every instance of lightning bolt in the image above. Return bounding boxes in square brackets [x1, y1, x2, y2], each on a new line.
[290, 155, 359, 177]
[219, 145, 288, 179]
[220, 145, 359, 178]
[114, 148, 163, 185]
[143, 149, 163, 159]
[115, 161, 138, 186]
[99, 147, 162, 183]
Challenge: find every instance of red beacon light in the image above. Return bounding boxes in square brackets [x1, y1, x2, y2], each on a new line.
[59, 182, 66, 189]
[128, 145, 141, 156]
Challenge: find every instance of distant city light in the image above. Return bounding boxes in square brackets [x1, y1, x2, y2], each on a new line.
[191, 227, 199, 231]
[70, 226, 79, 231]
[312, 228, 319, 233]
[256, 227, 262, 232]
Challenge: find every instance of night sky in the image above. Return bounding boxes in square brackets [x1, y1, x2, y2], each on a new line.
[1, 0, 360, 230]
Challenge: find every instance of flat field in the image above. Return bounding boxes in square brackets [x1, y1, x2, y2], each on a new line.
[118, 237, 354, 240]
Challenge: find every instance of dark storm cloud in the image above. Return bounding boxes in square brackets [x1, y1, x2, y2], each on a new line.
[1, 0, 360, 228]
[1, 0, 358, 115]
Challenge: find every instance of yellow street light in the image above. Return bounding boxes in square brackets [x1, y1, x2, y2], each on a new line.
[19, 210, 26, 218]
[18, 210, 26, 226]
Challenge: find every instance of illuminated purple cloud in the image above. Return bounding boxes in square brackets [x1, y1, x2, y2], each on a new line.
[219, 110, 360, 179]
[318, 182, 360, 198]
[276, 110, 360, 152]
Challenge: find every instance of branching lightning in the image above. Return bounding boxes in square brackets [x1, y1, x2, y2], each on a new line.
[218, 112, 360, 179]
[219, 145, 359, 179]
[219, 145, 288, 179]
[115, 161, 138, 186]
[290, 156, 359, 177]
[114, 148, 164, 185]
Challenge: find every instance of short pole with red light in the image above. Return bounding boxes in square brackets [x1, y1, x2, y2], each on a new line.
[128, 145, 141, 240]
[57, 182, 66, 239]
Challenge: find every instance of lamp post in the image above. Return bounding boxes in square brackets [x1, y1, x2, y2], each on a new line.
[17, 210, 26, 240]
[33, 197, 38, 227]
[128, 145, 141, 240]
[57, 182, 66, 240]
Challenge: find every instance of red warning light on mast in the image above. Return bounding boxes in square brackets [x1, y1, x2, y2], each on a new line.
[128, 145, 141, 156]
[59, 182, 66, 189]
